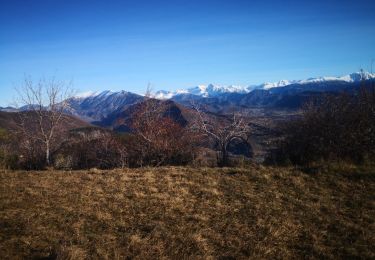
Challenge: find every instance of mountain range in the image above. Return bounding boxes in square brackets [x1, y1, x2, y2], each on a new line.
[2, 71, 374, 161]
[2, 71, 374, 123]
[154, 71, 375, 99]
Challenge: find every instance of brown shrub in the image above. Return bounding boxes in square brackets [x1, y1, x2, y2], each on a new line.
[267, 86, 375, 165]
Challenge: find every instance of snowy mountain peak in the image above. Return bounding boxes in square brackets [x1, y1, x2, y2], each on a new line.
[154, 71, 375, 99]
[97, 90, 114, 96]
[347, 71, 375, 81]
[261, 80, 296, 90]
[74, 71, 375, 101]
[75, 90, 117, 99]
[155, 84, 251, 99]
[75, 91, 99, 99]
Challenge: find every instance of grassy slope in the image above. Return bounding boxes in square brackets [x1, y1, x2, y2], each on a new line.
[0, 166, 374, 259]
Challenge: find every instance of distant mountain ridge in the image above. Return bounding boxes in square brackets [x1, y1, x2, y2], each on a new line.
[6, 71, 374, 123]
[0, 107, 18, 113]
[154, 71, 375, 99]
[97, 99, 193, 132]
[66, 90, 144, 122]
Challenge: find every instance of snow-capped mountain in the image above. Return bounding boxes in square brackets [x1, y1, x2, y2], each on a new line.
[62, 71, 374, 122]
[67, 90, 144, 122]
[259, 80, 297, 90]
[155, 84, 251, 99]
[155, 71, 375, 99]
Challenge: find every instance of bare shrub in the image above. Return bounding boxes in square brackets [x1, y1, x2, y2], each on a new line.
[55, 128, 126, 169]
[192, 104, 250, 166]
[267, 85, 375, 165]
[129, 99, 198, 167]
[0, 128, 18, 170]
[53, 154, 74, 170]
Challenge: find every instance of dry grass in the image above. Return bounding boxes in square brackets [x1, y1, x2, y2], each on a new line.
[0, 165, 374, 259]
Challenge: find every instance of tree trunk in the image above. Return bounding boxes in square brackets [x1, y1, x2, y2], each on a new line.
[46, 141, 50, 166]
[220, 144, 228, 167]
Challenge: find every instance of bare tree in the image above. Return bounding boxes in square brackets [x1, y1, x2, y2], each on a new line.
[16, 77, 73, 166]
[127, 85, 197, 166]
[131, 98, 191, 166]
[192, 104, 250, 166]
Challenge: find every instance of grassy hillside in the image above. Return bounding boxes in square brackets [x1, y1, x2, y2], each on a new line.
[0, 166, 374, 259]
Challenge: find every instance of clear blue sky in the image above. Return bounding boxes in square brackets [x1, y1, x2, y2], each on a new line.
[1, 0, 375, 106]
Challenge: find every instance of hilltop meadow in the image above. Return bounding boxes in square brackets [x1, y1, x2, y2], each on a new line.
[2, 0, 375, 258]
[1, 165, 374, 259]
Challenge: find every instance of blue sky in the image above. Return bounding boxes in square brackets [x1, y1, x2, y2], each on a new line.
[1, 0, 375, 106]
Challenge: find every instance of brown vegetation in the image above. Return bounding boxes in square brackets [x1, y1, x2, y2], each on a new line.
[193, 104, 251, 166]
[267, 86, 375, 165]
[0, 111, 90, 170]
[129, 99, 198, 167]
[15, 77, 74, 166]
[55, 128, 127, 170]
[1, 166, 374, 259]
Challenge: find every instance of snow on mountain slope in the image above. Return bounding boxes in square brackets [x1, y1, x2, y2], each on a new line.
[155, 84, 252, 99]
[68, 90, 144, 121]
[75, 91, 99, 99]
[74, 90, 115, 99]
[260, 80, 297, 90]
[67, 71, 374, 120]
[154, 71, 375, 99]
